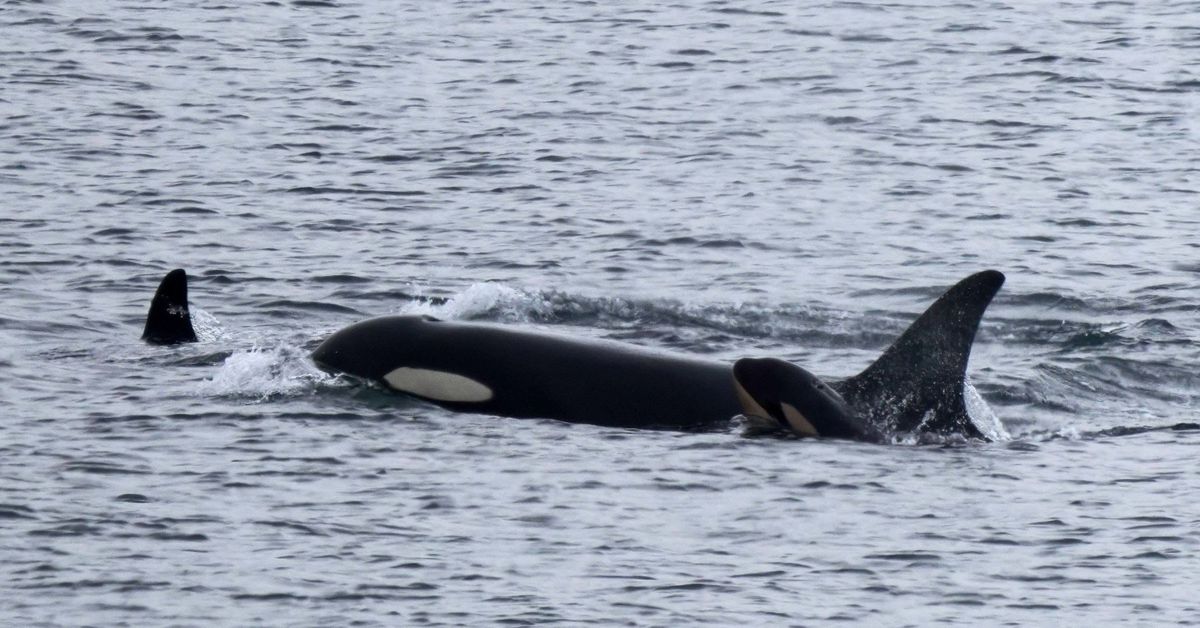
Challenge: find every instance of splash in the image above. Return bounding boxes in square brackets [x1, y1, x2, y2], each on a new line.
[392, 282, 850, 347]
[400, 282, 553, 321]
[199, 344, 332, 400]
[190, 307, 225, 342]
[965, 377, 1011, 441]
[1054, 425, 1082, 440]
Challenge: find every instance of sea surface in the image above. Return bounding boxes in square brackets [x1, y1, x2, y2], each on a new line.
[3, 1, 1199, 625]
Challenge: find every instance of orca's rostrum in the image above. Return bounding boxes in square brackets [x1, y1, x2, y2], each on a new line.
[142, 268, 1005, 441]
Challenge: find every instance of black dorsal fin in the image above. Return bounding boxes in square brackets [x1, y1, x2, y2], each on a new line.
[142, 268, 198, 345]
[833, 270, 1005, 437]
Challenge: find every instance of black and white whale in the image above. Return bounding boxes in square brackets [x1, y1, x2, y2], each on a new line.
[142, 268, 1005, 441]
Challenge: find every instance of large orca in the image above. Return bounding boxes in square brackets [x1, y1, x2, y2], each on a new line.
[142, 268, 1004, 441]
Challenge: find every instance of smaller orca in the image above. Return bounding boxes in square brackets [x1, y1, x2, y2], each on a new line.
[142, 269, 197, 345]
[732, 358, 885, 442]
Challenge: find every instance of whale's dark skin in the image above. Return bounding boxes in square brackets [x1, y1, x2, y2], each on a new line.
[143, 268, 1005, 440]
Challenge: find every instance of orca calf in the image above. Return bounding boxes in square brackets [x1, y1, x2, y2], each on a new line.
[142, 268, 1005, 441]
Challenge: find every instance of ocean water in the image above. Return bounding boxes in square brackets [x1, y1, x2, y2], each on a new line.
[3, 1, 1199, 625]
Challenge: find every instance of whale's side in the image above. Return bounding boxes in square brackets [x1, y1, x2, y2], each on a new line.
[311, 315, 741, 429]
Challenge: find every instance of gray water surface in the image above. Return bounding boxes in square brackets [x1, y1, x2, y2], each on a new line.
[3, 1, 1199, 625]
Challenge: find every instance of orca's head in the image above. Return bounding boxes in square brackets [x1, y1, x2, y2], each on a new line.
[311, 316, 495, 404]
[732, 358, 882, 442]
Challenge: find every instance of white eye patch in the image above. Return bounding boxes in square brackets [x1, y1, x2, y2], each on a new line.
[780, 402, 819, 437]
[383, 367, 494, 403]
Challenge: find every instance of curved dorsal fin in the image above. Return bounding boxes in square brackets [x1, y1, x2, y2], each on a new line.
[834, 270, 1004, 437]
[142, 268, 198, 345]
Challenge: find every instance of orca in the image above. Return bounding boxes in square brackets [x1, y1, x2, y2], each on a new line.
[732, 358, 886, 442]
[312, 314, 744, 429]
[142, 268, 1004, 441]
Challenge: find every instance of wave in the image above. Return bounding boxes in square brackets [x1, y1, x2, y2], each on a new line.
[198, 344, 334, 400]
[383, 282, 904, 353]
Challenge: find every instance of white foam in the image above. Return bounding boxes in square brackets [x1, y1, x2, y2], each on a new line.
[200, 344, 330, 400]
[1054, 425, 1082, 440]
[965, 377, 1011, 441]
[190, 307, 225, 342]
[400, 282, 552, 321]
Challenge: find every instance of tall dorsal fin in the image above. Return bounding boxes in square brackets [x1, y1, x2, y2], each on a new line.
[833, 270, 1004, 437]
[142, 268, 198, 345]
